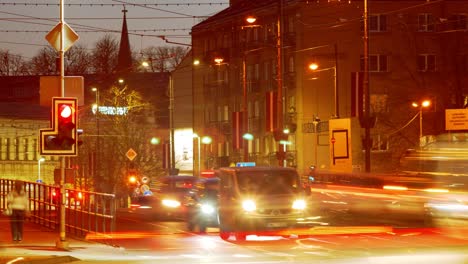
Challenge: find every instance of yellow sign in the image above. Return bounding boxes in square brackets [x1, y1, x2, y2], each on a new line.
[445, 109, 468, 130]
[45, 22, 79, 52]
[126, 148, 138, 161]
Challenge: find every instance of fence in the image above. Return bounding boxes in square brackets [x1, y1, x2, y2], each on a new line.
[0, 179, 116, 243]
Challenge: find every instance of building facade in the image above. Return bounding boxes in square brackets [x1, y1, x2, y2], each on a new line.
[191, 0, 468, 175]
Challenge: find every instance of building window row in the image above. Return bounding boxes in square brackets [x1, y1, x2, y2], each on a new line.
[360, 54, 440, 72]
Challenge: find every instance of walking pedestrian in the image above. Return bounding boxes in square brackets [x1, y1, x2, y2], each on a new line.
[6, 181, 30, 242]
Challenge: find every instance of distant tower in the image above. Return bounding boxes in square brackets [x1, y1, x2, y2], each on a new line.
[115, 7, 133, 73]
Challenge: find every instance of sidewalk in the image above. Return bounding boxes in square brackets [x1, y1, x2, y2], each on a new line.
[0, 214, 124, 264]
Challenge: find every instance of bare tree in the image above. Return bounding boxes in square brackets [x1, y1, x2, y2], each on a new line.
[65, 44, 92, 75]
[92, 34, 118, 74]
[139, 46, 188, 72]
[0, 50, 30, 76]
[30, 47, 57, 75]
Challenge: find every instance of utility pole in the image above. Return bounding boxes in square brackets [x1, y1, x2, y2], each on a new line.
[277, 0, 285, 166]
[58, 0, 68, 249]
[363, 0, 371, 172]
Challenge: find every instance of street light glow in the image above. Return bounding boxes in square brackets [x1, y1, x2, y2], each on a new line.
[214, 57, 224, 65]
[150, 137, 160, 145]
[246, 16, 257, 24]
[201, 136, 212, 144]
[308, 63, 319, 71]
[243, 133, 254, 140]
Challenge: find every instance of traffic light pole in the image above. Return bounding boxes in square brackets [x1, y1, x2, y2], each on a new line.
[57, 0, 68, 250]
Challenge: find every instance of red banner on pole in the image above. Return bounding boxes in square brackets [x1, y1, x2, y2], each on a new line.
[266, 91, 277, 132]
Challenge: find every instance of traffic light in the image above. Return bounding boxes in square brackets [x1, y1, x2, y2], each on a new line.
[40, 97, 78, 156]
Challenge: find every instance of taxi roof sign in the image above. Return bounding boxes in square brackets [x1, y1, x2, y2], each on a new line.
[236, 162, 256, 167]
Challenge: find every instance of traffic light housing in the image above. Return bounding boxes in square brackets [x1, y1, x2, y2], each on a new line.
[40, 97, 78, 156]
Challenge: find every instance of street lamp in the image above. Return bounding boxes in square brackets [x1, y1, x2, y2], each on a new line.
[308, 62, 338, 118]
[312, 116, 320, 167]
[37, 157, 45, 183]
[412, 100, 431, 144]
[193, 133, 201, 177]
[279, 136, 291, 168]
[92, 87, 100, 183]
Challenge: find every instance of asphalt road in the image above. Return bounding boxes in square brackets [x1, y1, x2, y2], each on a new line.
[72, 207, 467, 264]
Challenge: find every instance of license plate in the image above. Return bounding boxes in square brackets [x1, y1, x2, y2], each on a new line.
[266, 222, 287, 228]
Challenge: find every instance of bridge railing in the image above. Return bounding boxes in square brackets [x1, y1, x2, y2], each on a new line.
[0, 179, 116, 243]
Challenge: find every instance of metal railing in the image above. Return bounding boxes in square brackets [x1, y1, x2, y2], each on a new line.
[0, 179, 116, 243]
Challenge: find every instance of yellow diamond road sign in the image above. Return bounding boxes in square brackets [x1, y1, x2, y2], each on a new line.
[126, 148, 137, 161]
[46, 22, 79, 52]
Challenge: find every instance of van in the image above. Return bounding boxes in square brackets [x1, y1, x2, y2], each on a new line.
[216, 166, 317, 241]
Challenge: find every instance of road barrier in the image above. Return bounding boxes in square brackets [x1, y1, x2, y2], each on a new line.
[0, 179, 116, 244]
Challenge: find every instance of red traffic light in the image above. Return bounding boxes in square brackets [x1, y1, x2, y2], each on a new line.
[59, 104, 73, 119]
[39, 97, 79, 156]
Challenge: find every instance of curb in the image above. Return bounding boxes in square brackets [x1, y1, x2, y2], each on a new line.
[14, 256, 80, 264]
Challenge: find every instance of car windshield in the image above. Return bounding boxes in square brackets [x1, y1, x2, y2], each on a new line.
[237, 170, 300, 195]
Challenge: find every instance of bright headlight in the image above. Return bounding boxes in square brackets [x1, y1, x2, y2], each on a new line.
[292, 199, 306, 210]
[201, 204, 215, 214]
[242, 199, 256, 212]
[162, 199, 181, 208]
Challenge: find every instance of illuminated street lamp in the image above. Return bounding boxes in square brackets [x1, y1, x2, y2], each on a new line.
[214, 57, 224, 65]
[246, 15, 257, 24]
[37, 157, 45, 183]
[412, 100, 431, 143]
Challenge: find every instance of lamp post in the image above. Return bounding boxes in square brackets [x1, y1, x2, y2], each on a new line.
[279, 128, 290, 167]
[201, 136, 212, 169]
[193, 133, 201, 177]
[37, 157, 45, 183]
[308, 63, 338, 118]
[412, 100, 431, 145]
[91, 87, 100, 183]
[312, 117, 320, 166]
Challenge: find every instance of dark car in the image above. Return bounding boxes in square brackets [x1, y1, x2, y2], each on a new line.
[137, 175, 198, 220]
[186, 177, 220, 233]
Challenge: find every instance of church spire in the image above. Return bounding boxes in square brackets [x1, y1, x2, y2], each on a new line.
[115, 7, 133, 73]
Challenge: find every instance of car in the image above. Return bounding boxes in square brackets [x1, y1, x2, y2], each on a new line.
[186, 177, 220, 233]
[216, 165, 317, 241]
[136, 175, 198, 220]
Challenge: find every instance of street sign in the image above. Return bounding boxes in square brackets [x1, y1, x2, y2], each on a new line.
[45, 22, 79, 52]
[445, 109, 468, 130]
[126, 148, 137, 161]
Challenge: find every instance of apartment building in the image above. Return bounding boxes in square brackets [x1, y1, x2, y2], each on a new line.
[191, 0, 468, 174]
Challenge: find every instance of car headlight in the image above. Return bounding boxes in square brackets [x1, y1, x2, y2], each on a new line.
[162, 199, 181, 208]
[201, 204, 215, 214]
[292, 199, 306, 210]
[242, 199, 256, 212]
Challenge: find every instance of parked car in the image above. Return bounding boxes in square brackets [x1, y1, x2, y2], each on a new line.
[186, 177, 220, 233]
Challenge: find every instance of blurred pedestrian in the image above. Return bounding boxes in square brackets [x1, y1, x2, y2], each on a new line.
[6, 181, 30, 242]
